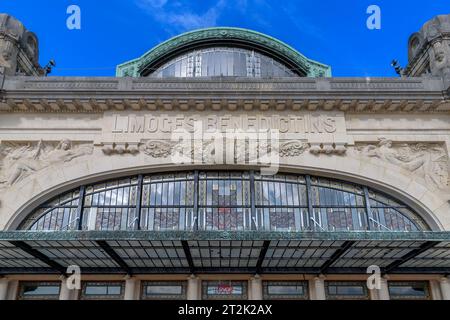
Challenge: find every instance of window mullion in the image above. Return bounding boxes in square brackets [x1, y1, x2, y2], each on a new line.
[305, 175, 314, 231]
[76, 186, 86, 230]
[250, 171, 256, 230]
[363, 186, 372, 231]
[194, 170, 199, 231]
[136, 174, 144, 230]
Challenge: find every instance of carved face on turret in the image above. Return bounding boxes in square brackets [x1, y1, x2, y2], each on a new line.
[405, 14, 450, 77]
[433, 42, 447, 63]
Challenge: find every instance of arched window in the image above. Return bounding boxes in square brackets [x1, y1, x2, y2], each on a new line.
[19, 171, 429, 232]
[149, 47, 298, 78]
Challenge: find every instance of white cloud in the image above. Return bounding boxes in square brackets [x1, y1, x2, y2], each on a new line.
[136, 0, 226, 33]
[140, 0, 168, 8]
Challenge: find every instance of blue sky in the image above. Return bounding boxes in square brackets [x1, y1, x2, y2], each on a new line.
[1, 0, 448, 77]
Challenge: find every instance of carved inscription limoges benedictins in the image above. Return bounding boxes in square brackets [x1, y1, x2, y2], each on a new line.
[111, 114, 338, 135]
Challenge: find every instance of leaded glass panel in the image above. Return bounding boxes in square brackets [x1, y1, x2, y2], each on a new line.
[202, 281, 248, 300]
[21, 171, 429, 232]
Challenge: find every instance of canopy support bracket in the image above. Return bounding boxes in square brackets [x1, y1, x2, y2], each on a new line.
[320, 241, 355, 274]
[10, 241, 67, 275]
[383, 241, 440, 274]
[96, 240, 133, 275]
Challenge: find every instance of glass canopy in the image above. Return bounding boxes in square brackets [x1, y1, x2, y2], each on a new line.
[148, 47, 298, 78]
[20, 171, 429, 232]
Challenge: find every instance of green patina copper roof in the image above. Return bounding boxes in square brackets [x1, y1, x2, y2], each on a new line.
[116, 27, 331, 77]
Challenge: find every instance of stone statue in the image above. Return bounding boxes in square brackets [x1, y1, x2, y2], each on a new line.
[359, 138, 449, 189]
[0, 140, 92, 187]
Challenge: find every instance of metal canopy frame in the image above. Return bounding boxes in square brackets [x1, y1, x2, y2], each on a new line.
[96, 240, 133, 275]
[319, 241, 355, 274]
[0, 231, 449, 275]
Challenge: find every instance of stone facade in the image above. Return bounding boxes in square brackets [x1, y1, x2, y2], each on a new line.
[0, 76, 449, 231]
[0, 13, 450, 300]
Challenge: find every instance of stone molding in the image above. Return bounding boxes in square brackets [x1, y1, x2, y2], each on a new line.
[0, 77, 448, 113]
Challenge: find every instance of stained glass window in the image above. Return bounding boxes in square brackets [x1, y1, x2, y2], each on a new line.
[82, 177, 139, 230]
[141, 173, 195, 230]
[202, 281, 248, 300]
[198, 171, 251, 230]
[20, 171, 429, 232]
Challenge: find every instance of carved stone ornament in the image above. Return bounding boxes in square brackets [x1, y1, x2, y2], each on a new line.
[357, 138, 449, 189]
[310, 143, 347, 156]
[279, 141, 309, 157]
[141, 140, 175, 158]
[135, 139, 348, 162]
[0, 140, 93, 187]
[102, 142, 139, 155]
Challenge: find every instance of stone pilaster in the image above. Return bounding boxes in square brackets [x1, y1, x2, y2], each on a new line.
[376, 277, 390, 300]
[0, 277, 9, 300]
[249, 275, 263, 300]
[124, 276, 138, 300]
[187, 275, 200, 300]
[439, 277, 450, 300]
[59, 276, 72, 300]
[311, 275, 326, 300]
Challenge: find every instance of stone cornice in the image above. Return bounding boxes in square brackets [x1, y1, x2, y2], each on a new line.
[0, 76, 448, 113]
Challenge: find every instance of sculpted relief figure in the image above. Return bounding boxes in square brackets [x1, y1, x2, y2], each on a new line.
[0, 140, 92, 188]
[359, 138, 449, 189]
[0, 142, 41, 186]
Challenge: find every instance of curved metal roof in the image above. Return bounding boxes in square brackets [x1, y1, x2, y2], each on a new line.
[116, 27, 331, 78]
